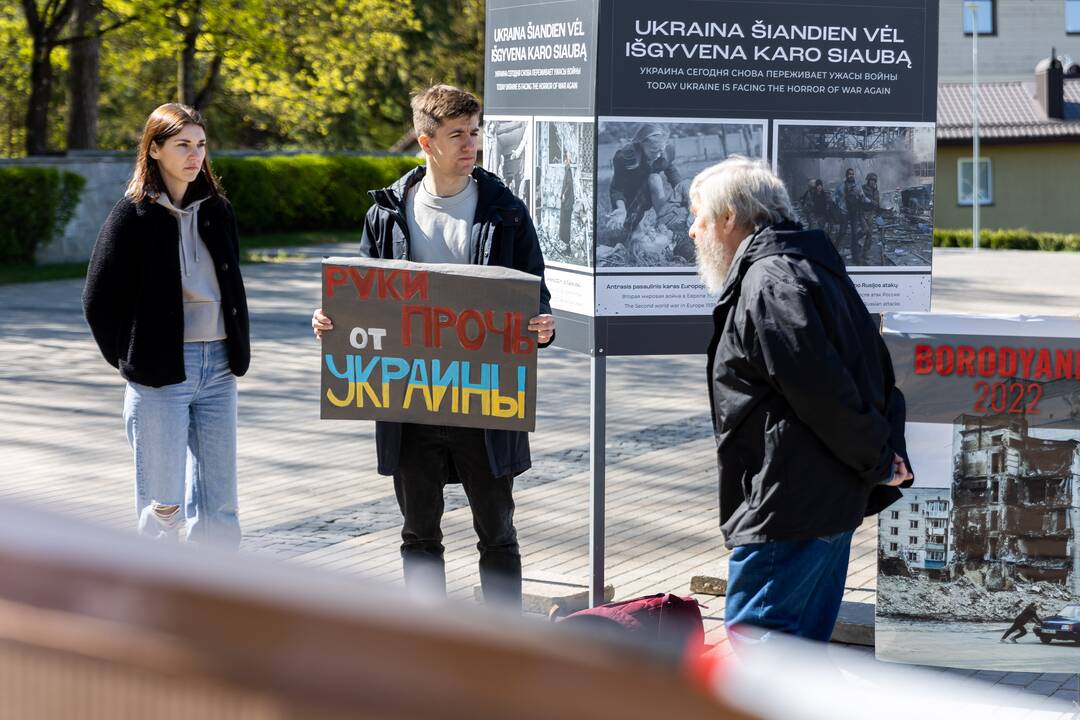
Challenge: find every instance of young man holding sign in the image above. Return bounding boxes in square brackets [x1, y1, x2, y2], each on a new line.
[312, 85, 554, 608]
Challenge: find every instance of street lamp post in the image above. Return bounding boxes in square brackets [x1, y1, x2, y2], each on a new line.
[967, 2, 981, 250]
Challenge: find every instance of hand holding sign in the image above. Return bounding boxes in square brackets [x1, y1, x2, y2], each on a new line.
[312, 308, 332, 339]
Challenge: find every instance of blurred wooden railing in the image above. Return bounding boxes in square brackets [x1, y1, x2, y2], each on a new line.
[0, 500, 752, 720]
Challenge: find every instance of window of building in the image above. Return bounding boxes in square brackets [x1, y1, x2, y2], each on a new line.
[890, 511, 899, 520]
[910, 520, 919, 529]
[910, 503, 919, 512]
[962, 0, 995, 35]
[958, 158, 993, 205]
[1029, 481, 1047, 504]
[890, 543, 899, 552]
[907, 552, 918, 562]
[910, 536, 919, 545]
[890, 527, 899, 536]
[1068, 0, 1080, 34]
[928, 551, 945, 561]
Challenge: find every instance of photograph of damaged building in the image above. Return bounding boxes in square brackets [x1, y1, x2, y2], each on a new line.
[773, 122, 935, 268]
[951, 413, 1080, 594]
[877, 409, 1080, 670]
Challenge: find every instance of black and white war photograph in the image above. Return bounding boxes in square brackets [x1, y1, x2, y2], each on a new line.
[596, 119, 765, 269]
[533, 119, 594, 267]
[483, 116, 533, 212]
[876, 413, 1080, 671]
[774, 122, 936, 268]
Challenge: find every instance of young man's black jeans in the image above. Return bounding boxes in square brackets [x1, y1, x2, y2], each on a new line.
[392, 423, 521, 608]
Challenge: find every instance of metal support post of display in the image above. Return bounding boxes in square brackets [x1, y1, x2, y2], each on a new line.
[589, 353, 606, 608]
[968, 2, 981, 249]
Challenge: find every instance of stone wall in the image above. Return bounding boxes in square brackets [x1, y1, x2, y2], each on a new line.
[0, 152, 133, 264]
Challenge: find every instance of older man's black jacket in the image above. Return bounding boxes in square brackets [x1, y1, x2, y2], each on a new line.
[360, 165, 551, 479]
[706, 221, 912, 548]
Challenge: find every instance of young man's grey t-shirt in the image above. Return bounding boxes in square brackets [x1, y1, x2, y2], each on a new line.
[405, 178, 478, 264]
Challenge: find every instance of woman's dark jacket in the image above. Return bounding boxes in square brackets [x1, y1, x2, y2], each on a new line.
[83, 193, 250, 388]
[707, 221, 912, 548]
[361, 165, 551, 479]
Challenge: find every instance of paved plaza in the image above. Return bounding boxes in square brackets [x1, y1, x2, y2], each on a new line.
[2, 247, 1079, 710]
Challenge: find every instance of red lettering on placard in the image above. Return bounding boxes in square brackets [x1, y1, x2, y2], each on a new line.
[324, 266, 348, 297]
[458, 310, 486, 350]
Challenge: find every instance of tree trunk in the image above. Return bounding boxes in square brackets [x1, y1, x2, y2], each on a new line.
[192, 54, 222, 110]
[25, 37, 52, 155]
[21, 0, 77, 156]
[67, 0, 102, 150]
[177, 0, 202, 105]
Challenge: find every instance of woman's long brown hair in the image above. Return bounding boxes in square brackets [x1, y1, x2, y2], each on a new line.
[125, 103, 223, 204]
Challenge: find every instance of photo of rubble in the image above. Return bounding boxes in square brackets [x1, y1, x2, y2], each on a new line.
[876, 413, 1080, 671]
[483, 117, 533, 213]
[774, 123, 935, 268]
[533, 120, 593, 267]
[596, 119, 765, 269]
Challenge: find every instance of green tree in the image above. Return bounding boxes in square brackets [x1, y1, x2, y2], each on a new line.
[406, 0, 484, 94]
[97, 0, 418, 149]
[0, 5, 32, 156]
[20, 0, 77, 155]
[2, 0, 490, 156]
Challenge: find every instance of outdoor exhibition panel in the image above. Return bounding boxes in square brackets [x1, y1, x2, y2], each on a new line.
[881, 312, 1080, 672]
[485, 0, 940, 357]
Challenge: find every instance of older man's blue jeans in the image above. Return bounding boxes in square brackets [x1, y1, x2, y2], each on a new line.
[724, 530, 853, 643]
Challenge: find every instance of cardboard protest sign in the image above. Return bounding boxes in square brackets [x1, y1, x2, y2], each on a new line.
[877, 312, 1080, 672]
[320, 257, 541, 431]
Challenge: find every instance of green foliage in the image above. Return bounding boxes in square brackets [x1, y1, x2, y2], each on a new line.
[0, 4, 32, 156]
[933, 228, 1080, 251]
[213, 154, 422, 234]
[94, 0, 422, 151]
[0, 166, 85, 262]
[1, 0, 488, 155]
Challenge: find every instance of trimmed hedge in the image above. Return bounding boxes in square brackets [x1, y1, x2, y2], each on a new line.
[934, 228, 1080, 251]
[213, 155, 424, 234]
[0, 167, 86, 263]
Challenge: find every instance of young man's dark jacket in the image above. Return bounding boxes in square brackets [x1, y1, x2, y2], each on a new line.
[706, 220, 912, 549]
[359, 165, 551, 479]
[83, 187, 250, 388]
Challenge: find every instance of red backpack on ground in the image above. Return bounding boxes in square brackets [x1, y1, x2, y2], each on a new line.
[557, 593, 705, 659]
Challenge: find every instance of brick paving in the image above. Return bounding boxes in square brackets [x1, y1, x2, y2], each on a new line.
[1, 246, 1079, 710]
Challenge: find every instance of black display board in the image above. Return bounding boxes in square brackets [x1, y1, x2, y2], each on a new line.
[484, 0, 940, 356]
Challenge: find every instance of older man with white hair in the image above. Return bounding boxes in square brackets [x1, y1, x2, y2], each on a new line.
[690, 156, 914, 643]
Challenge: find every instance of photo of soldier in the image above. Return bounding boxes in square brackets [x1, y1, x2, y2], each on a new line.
[533, 120, 593, 267]
[483, 118, 532, 211]
[775, 123, 935, 268]
[798, 178, 837, 236]
[597, 119, 764, 268]
[558, 151, 575, 254]
[836, 167, 871, 264]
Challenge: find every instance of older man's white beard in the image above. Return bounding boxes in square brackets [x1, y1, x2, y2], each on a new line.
[695, 238, 735, 295]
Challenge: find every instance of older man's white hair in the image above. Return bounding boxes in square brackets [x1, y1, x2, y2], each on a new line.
[689, 155, 795, 228]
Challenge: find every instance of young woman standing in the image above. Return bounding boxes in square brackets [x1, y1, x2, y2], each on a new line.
[84, 103, 249, 547]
